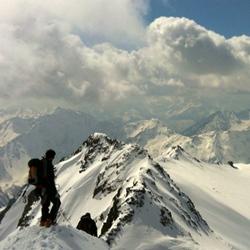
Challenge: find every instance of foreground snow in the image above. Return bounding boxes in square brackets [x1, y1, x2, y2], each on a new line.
[0, 225, 109, 250]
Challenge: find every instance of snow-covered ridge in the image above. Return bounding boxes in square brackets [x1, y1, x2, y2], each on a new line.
[77, 133, 210, 243]
[1, 133, 227, 249]
[161, 145, 201, 164]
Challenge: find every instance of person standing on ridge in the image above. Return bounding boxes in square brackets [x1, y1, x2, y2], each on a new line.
[38, 149, 61, 227]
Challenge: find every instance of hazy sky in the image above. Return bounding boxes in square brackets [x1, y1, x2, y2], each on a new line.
[0, 0, 249, 117]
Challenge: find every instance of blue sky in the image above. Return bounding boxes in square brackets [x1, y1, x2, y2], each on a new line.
[147, 0, 250, 37]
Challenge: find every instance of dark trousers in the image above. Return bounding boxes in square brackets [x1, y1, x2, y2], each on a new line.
[40, 188, 61, 221]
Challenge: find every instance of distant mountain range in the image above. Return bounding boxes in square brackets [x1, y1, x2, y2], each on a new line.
[1, 108, 250, 186]
[124, 113, 250, 164]
[183, 111, 241, 136]
[0, 108, 123, 184]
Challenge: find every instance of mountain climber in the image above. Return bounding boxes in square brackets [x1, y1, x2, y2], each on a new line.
[37, 149, 61, 227]
[76, 213, 97, 237]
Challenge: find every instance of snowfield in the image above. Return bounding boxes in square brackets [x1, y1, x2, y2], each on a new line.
[0, 225, 109, 250]
[158, 150, 250, 250]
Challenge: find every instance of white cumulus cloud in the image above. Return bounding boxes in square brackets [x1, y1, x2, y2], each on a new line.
[0, 3, 250, 110]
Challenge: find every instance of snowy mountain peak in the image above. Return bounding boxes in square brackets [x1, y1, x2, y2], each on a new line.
[169, 145, 185, 157]
[55, 135, 210, 246]
[162, 145, 201, 163]
[79, 132, 124, 156]
[125, 119, 173, 146]
[142, 118, 162, 127]
[126, 119, 168, 135]
[86, 132, 118, 145]
[184, 111, 241, 136]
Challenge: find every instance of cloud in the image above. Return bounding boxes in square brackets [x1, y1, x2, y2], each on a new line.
[0, 0, 147, 48]
[146, 17, 250, 89]
[0, 0, 148, 105]
[0, 3, 250, 110]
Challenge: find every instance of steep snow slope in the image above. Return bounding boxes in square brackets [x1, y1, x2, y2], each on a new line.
[158, 152, 250, 250]
[0, 225, 108, 250]
[55, 133, 211, 248]
[0, 133, 232, 250]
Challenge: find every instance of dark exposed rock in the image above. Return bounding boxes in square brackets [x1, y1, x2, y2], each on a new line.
[153, 163, 167, 178]
[101, 189, 121, 237]
[18, 189, 40, 228]
[160, 207, 173, 226]
[228, 161, 238, 169]
[0, 198, 16, 224]
[127, 189, 145, 208]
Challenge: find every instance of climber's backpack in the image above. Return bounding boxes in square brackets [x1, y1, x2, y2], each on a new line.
[28, 158, 44, 186]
